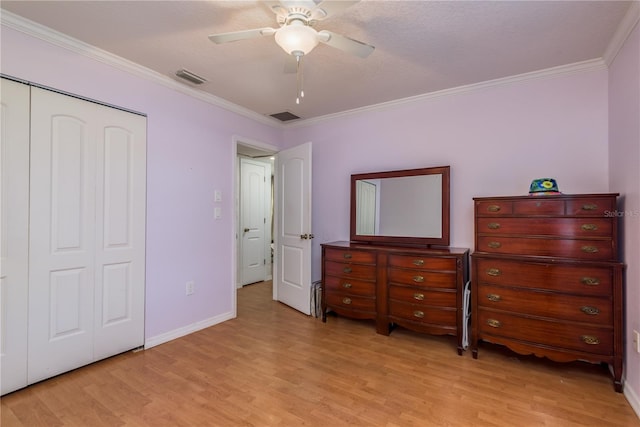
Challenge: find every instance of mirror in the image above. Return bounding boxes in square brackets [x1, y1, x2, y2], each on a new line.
[350, 166, 450, 246]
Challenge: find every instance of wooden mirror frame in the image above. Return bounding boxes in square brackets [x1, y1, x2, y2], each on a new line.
[350, 165, 450, 246]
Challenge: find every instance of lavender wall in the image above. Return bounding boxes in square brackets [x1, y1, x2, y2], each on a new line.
[609, 20, 640, 411]
[4, 18, 633, 408]
[283, 70, 610, 281]
[0, 25, 283, 341]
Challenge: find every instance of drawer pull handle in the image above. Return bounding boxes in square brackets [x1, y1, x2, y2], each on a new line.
[581, 246, 599, 253]
[487, 205, 501, 212]
[581, 277, 600, 286]
[412, 275, 425, 283]
[343, 253, 352, 259]
[486, 319, 502, 328]
[581, 335, 600, 345]
[343, 267, 352, 273]
[487, 222, 501, 230]
[487, 294, 501, 302]
[580, 306, 600, 315]
[413, 293, 425, 301]
[342, 297, 352, 305]
[581, 224, 598, 231]
[413, 310, 425, 318]
[486, 268, 501, 276]
[342, 283, 352, 289]
[487, 241, 502, 249]
[412, 259, 425, 266]
[582, 203, 598, 211]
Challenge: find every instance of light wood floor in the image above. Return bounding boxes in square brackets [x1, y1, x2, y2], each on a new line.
[1, 280, 638, 426]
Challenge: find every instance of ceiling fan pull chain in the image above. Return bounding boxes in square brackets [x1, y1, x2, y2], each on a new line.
[295, 54, 305, 104]
[300, 55, 305, 99]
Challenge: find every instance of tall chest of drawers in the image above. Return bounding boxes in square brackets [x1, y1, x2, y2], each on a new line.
[471, 194, 624, 392]
[322, 241, 469, 354]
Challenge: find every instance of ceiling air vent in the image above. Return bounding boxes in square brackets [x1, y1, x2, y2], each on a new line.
[175, 69, 207, 85]
[269, 111, 300, 122]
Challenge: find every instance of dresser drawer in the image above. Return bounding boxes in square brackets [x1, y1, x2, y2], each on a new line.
[324, 247, 376, 264]
[325, 261, 376, 280]
[388, 254, 456, 271]
[512, 198, 565, 215]
[325, 292, 375, 312]
[476, 236, 614, 260]
[388, 285, 456, 307]
[477, 284, 612, 324]
[478, 310, 612, 355]
[387, 268, 457, 289]
[324, 276, 374, 296]
[474, 258, 613, 295]
[566, 197, 615, 216]
[476, 200, 513, 215]
[389, 301, 456, 326]
[476, 217, 613, 238]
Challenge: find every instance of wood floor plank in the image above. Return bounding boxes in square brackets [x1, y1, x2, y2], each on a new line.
[1, 280, 638, 426]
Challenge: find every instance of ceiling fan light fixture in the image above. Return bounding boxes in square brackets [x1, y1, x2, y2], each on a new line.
[274, 21, 319, 56]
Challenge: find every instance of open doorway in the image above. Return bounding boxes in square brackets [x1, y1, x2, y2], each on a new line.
[235, 139, 277, 297]
[233, 138, 313, 316]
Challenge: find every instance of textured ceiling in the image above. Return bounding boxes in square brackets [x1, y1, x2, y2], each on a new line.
[1, 1, 634, 123]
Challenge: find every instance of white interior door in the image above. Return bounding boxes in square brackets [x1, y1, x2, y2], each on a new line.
[240, 158, 267, 286]
[274, 142, 312, 315]
[0, 79, 30, 395]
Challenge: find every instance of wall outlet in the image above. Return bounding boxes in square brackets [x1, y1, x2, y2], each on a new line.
[185, 281, 195, 296]
[634, 330, 640, 353]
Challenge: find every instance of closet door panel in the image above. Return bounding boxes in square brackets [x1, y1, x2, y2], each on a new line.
[93, 107, 146, 360]
[0, 79, 30, 395]
[28, 88, 96, 383]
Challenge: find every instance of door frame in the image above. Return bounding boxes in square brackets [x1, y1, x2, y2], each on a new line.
[232, 136, 278, 314]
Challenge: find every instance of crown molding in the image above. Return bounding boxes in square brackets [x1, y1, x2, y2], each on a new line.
[285, 58, 608, 129]
[603, 1, 640, 66]
[1, 8, 621, 131]
[0, 10, 282, 128]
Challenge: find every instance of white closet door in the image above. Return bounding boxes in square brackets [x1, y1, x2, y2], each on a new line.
[0, 79, 30, 394]
[28, 88, 98, 383]
[92, 104, 146, 360]
[28, 88, 146, 383]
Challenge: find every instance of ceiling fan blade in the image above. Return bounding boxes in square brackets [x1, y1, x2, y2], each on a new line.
[264, 1, 288, 20]
[208, 27, 276, 44]
[317, 30, 374, 58]
[311, 1, 360, 20]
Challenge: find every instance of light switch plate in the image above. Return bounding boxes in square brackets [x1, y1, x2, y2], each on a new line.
[214, 207, 221, 219]
[214, 190, 222, 202]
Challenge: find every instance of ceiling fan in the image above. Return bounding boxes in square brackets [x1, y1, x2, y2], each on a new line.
[208, 0, 375, 104]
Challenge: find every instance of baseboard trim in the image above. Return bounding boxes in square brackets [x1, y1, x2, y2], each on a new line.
[625, 381, 640, 420]
[143, 311, 235, 349]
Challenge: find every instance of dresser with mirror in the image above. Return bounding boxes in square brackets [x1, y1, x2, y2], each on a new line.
[321, 166, 470, 354]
